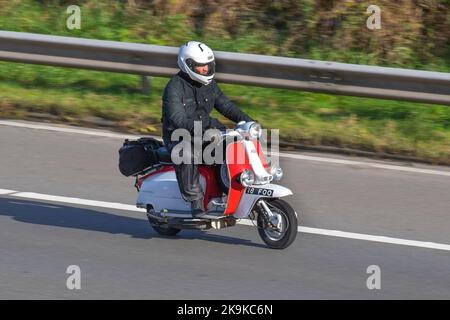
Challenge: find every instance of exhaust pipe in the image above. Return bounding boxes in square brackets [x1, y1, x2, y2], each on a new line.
[211, 217, 237, 230]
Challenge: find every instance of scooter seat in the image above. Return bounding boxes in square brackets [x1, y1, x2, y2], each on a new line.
[156, 147, 173, 164]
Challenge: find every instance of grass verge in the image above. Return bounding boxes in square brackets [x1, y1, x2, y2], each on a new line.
[1, 62, 449, 164]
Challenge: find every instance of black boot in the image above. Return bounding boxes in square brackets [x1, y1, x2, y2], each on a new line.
[191, 198, 206, 218]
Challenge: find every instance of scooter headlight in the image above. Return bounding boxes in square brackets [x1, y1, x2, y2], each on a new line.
[249, 123, 262, 139]
[270, 166, 283, 181]
[240, 169, 255, 187]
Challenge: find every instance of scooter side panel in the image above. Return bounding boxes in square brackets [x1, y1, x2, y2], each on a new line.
[136, 170, 206, 212]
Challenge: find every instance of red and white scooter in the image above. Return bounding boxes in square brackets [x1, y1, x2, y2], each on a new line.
[135, 122, 298, 249]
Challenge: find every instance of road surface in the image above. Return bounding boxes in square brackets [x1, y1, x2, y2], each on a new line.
[0, 120, 449, 299]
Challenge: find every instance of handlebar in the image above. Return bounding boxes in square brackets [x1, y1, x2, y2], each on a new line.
[221, 130, 241, 138]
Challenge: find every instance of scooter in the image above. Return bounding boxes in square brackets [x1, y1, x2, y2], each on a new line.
[135, 121, 298, 249]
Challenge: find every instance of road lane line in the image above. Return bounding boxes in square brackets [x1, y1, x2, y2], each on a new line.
[1, 120, 449, 177]
[8, 200, 61, 209]
[234, 220, 450, 251]
[270, 152, 450, 177]
[2, 190, 450, 252]
[297, 226, 450, 251]
[0, 189, 17, 195]
[12, 192, 146, 213]
[0, 120, 141, 140]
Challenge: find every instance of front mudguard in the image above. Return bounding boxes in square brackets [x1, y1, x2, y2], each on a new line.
[232, 184, 293, 219]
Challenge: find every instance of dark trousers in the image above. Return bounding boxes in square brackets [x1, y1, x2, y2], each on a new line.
[169, 141, 205, 203]
[174, 162, 204, 202]
[169, 139, 226, 203]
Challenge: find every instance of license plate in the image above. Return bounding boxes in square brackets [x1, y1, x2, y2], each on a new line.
[245, 187, 274, 197]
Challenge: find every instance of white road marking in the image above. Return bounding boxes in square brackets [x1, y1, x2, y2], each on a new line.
[8, 200, 61, 209]
[270, 152, 450, 177]
[236, 220, 449, 251]
[0, 189, 16, 195]
[2, 189, 450, 252]
[1, 120, 449, 177]
[0, 120, 142, 140]
[12, 192, 146, 213]
[297, 226, 450, 252]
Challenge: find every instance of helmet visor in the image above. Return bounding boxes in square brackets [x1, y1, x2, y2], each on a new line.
[186, 59, 215, 76]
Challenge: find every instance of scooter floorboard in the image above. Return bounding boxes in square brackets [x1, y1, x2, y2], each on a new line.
[148, 209, 226, 221]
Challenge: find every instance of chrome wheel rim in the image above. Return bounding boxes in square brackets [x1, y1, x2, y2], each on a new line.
[262, 204, 289, 241]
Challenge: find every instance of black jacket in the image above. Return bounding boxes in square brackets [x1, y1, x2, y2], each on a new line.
[162, 71, 253, 147]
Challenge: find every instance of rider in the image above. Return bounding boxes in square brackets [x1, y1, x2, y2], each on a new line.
[161, 41, 254, 217]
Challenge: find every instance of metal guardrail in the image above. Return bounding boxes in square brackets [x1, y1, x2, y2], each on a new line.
[0, 30, 449, 105]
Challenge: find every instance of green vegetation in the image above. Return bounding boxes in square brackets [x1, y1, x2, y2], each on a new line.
[0, 0, 449, 163]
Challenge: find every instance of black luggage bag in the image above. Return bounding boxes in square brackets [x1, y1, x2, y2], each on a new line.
[118, 137, 163, 177]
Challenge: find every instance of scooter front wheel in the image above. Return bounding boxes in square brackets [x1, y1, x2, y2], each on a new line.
[256, 199, 298, 249]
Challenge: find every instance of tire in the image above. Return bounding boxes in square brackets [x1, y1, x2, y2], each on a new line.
[146, 212, 181, 236]
[256, 199, 298, 249]
[216, 163, 230, 194]
[151, 224, 181, 236]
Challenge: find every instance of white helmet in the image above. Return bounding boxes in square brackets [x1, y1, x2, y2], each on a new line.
[177, 41, 215, 85]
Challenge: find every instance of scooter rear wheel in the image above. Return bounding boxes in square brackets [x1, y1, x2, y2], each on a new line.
[256, 199, 298, 249]
[152, 224, 181, 236]
[147, 213, 181, 236]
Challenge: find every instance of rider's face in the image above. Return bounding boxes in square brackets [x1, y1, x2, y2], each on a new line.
[195, 64, 209, 75]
